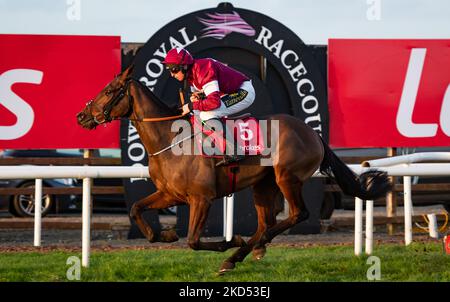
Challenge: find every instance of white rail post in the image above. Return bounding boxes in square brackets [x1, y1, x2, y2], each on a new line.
[403, 176, 413, 245]
[354, 197, 363, 256]
[365, 200, 374, 255]
[427, 214, 439, 239]
[34, 178, 42, 247]
[82, 177, 92, 267]
[225, 194, 234, 242]
[223, 196, 227, 238]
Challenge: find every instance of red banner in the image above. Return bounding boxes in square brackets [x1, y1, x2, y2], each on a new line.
[328, 39, 450, 147]
[0, 34, 121, 149]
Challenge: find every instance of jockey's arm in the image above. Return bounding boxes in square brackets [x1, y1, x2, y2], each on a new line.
[190, 91, 204, 102]
[188, 80, 221, 111]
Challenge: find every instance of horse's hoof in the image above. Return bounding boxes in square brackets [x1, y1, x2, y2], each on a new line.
[252, 246, 266, 260]
[218, 261, 235, 275]
[159, 229, 179, 242]
[232, 235, 246, 247]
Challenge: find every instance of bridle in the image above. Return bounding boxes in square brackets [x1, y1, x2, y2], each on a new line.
[85, 78, 133, 125]
[84, 77, 194, 157]
[86, 78, 189, 126]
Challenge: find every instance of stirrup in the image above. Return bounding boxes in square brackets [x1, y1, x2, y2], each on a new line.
[216, 155, 245, 167]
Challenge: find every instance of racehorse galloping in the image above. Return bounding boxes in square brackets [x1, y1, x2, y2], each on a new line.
[76, 65, 391, 274]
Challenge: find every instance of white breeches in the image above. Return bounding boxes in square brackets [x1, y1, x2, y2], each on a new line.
[194, 80, 255, 121]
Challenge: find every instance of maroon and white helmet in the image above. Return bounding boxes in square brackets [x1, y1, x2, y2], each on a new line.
[162, 48, 194, 65]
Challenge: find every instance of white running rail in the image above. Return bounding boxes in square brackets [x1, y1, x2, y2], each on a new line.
[1, 152, 449, 264]
[354, 152, 450, 255]
[0, 165, 234, 267]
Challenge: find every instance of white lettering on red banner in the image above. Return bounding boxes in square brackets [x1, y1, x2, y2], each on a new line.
[0, 69, 43, 140]
[328, 39, 450, 147]
[0, 34, 121, 149]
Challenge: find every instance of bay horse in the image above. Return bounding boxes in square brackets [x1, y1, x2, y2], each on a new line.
[76, 65, 391, 274]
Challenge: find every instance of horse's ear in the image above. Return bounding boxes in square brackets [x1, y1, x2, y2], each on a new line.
[122, 64, 134, 78]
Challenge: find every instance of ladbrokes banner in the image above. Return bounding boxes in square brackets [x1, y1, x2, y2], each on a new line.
[0, 34, 121, 149]
[328, 39, 450, 147]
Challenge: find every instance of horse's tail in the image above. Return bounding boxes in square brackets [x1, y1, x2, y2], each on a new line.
[319, 137, 391, 200]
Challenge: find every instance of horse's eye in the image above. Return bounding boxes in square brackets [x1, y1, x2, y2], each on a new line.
[105, 90, 111, 95]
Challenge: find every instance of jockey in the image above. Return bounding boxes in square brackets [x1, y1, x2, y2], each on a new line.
[162, 47, 255, 166]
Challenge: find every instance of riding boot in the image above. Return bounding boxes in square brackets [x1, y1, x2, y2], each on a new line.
[215, 122, 245, 167]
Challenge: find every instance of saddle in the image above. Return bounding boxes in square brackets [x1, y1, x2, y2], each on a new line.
[190, 114, 265, 159]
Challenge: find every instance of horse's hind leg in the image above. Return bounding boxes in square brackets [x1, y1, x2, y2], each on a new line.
[130, 190, 181, 243]
[260, 179, 309, 244]
[252, 193, 284, 260]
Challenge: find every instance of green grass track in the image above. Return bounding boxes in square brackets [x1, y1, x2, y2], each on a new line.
[0, 242, 449, 282]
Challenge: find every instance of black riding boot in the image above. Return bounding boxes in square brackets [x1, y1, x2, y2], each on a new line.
[215, 129, 245, 167]
[203, 118, 245, 167]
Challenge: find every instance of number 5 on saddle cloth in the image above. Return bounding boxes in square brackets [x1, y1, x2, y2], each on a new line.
[190, 114, 265, 158]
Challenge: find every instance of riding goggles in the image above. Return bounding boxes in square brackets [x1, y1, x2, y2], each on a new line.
[166, 64, 181, 74]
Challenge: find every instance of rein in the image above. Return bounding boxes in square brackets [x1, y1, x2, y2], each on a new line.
[129, 87, 188, 122]
[131, 114, 189, 122]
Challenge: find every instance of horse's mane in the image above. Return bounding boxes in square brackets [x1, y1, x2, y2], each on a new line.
[131, 77, 180, 116]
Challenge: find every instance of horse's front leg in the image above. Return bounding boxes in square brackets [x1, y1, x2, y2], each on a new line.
[219, 178, 281, 274]
[186, 196, 246, 252]
[130, 190, 181, 243]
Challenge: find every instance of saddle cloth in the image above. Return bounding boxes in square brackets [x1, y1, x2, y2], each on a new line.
[190, 115, 265, 158]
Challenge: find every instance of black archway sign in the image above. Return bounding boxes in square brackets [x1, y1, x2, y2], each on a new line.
[122, 2, 328, 238]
